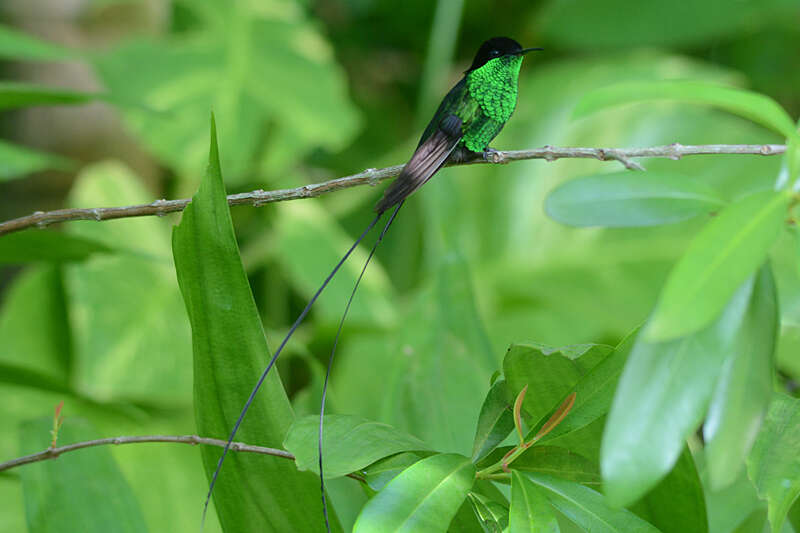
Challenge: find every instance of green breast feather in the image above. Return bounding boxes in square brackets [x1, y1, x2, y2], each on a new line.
[462, 55, 523, 152]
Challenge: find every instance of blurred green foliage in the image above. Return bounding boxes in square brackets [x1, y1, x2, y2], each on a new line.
[1, 0, 800, 532]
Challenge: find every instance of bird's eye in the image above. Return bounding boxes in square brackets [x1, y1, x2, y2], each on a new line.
[488, 50, 501, 58]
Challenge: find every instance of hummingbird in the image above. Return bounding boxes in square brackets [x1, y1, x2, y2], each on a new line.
[202, 36, 540, 531]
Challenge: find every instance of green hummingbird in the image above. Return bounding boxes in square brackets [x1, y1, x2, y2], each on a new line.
[377, 36, 542, 213]
[203, 37, 540, 531]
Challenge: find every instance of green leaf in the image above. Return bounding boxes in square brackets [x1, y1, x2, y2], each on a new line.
[65, 162, 192, 403]
[0, 82, 97, 110]
[747, 393, 800, 533]
[511, 471, 559, 533]
[513, 447, 601, 486]
[503, 343, 613, 427]
[574, 80, 800, 142]
[0, 24, 72, 61]
[630, 448, 707, 533]
[363, 452, 426, 491]
[602, 267, 770, 506]
[284, 414, 431, 478]
[18, 417, 148, 533]
[538, 0, 797, 49]
[0, 231, 110, 264]
[704, 264, 777, 489]
[172, 117, 333, 532]
[0, 266, 71, 382]
[354, 454, 476, 533]
[471, 379, 515, 462]
[0, 139, 74, 181]
[521, 473, 660, 533]
[545, 171, 725, 228]
[467, 491, 509, 532]
[646, 190, 790, 341]
[93, 4, 360, 182]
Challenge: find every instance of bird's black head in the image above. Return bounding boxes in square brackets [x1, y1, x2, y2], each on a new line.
[466, 37, 542, 72]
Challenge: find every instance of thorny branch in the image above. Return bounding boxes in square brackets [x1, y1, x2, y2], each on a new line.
[0, 434, 364, 482]
[0, 143, 786, 236]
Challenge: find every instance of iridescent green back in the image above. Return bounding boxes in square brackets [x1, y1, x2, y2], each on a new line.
[415, 54, 524, 155]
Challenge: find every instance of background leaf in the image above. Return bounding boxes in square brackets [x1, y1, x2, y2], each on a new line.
[746, 393, 800, 533]
[18, 417, 148, 533]
[629, 448, 708, 533]
[0, 24, 71, 61]
[545, 171, 725, 228]
[0, 140, 74, 181]
[646, 190, 790, 341]
[574, 81, 800, 142]
[0, 230, 109, 264]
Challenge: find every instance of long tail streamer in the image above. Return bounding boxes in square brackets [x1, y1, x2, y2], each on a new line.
[201, 212, 383, 529]
[318, 201, 404, 532]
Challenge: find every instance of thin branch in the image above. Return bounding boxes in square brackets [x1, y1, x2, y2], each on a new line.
[0, 434, 364, 482]
[0, 143, 785, 237]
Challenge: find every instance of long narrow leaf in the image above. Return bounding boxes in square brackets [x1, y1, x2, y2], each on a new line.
[172, 116, 332, 532]
[354, 454, 475, 533]
[646, 190, 789, 341]
[574, 80, 800, 142]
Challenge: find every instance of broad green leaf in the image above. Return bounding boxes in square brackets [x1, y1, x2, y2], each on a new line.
[284, 414, 431, 478]
[65, 162, 192, 403]
[538, 0, 797, 49]
[522, 473, 660, 533]
[172, 118, 333, 533]
[704, 470, 768, 533]
[18, 417, 148, 533]
[574, 81, 800, 143]
[536, 333, 636, 444]
[511, 471, 559, 532]
[503, 343, 613, 427]
[354, 454, 476, 533]
[514, 447, 601, 486]
[93, 3, 360, 182]
[0, 24, 71, 61]
[602, 268, 769, 506]
[747, 393, 800, 533]
[630, 448, 707, 533]
[646, 190, 790, 341]
[0, 82, 97, 110]
[0, 266, 71, 382]
[0, 231, 110, 264]
[704, 265, 777, 489]
[363, 452, 425, 491]
[545, 171, 725, 228]
[0, 140, 74, 181]
[471, 379, 515, 462]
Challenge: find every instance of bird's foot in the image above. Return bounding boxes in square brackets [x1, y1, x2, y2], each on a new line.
[482, 147, 503, 163]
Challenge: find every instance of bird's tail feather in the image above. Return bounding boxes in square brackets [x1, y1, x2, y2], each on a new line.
[201, 211, 384, 530]
[318, 201, 404, 532]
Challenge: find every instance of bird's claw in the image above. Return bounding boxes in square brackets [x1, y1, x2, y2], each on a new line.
[483, 147, 502, 163]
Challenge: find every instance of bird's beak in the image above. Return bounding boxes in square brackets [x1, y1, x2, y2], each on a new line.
[518, 47, 544, 55]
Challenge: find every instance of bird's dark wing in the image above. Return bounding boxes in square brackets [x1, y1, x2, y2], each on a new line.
[375, 114, 462, 213]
